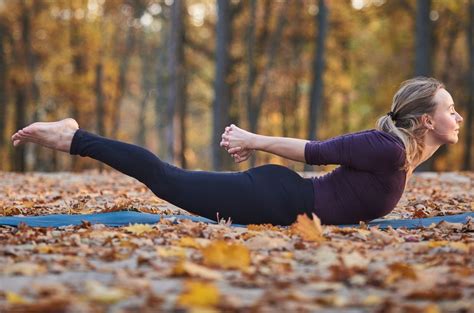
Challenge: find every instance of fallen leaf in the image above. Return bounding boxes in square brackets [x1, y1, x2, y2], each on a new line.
[291, 213, 325, 242]
[177, 280, 220, 309]
[123, 223, 154, 235]
[340, 251, 369, 270]
[157, 246, 186, 259]
[244, 235, 291, 250]
[6, 291, 28, 304]
[176, 236, 202, 249]
[172, 261, 223, 280]
[385, 263, 417, 285]
[85, 280, 127, 304]
[3, 262, 47, 276]
[201, 240, 251, 270]
[435, 220, 464, 232]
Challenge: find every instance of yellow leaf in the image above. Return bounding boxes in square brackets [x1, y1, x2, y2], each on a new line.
[123, 223, 154, 235]
[176, 237, 202, 249]
[448, 242, 469, 253]
[291, 213, 325, 242]
[157, 246, 186, 259]
[201, 240, 251, 270]
[427, 241, 449, 248]
[35, 244, 60, 254]
[428, 241, 469, 252]
[177, 280, 220, 308]
[6, 291, 27, 304]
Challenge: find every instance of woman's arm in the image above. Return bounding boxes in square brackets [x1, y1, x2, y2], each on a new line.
[249, 134, 308, 162]
[220, 125, 308, 163]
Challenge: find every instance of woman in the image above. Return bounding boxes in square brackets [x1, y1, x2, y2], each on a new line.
[11, 77, 463, 225]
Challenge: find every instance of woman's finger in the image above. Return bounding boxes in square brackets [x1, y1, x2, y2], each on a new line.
[227, 147, 242, 154]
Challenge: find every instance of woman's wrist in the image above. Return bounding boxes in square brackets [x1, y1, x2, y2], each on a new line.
[248, 133, 260, 150]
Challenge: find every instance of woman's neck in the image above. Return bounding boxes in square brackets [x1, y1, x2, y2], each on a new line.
[412, 135, 442, 170]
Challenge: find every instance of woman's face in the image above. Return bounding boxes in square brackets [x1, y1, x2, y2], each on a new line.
[429, 88, 463, 144]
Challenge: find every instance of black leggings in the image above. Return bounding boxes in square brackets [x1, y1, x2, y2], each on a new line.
[70, 129, 315, 225]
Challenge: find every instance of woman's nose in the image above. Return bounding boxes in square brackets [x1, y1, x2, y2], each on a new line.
[456, 112, 463, 123]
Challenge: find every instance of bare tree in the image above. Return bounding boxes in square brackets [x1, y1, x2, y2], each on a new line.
[212, 0, 232, 170]
[110, 15, 136, 139]
[0, 22, 8, 149]
[305, 0, 329, 171]
[246, 1, 287, 167]
[414, 0, 433, 171]
[167, 0, 187, 167]
[415, 0, 432, 77]
[155, 22, 169, 157]
[464, 0, 474, 170]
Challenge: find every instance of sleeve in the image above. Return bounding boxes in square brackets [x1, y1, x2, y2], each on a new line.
[304, 130, 405, 172]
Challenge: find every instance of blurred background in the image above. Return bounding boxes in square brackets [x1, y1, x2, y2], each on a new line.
[0, 0, 472, 173]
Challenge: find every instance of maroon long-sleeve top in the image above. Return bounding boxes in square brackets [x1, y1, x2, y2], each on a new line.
[304, 129, 407, 224]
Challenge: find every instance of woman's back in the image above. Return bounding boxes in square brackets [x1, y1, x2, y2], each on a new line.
[305, 129, 407, 224]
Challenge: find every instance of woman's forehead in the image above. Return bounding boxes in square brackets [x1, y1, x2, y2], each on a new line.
[434, 88, 454, 106]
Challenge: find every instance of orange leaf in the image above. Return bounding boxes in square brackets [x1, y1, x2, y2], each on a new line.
[291, 213, 325, 242]
[201, 240, 251, 270]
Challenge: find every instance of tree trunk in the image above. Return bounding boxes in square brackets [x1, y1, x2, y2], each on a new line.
[0, 23, 8, 149]
[414, 0, 433, 171]
[464, 0, 474, 170]
[415, 0, 432, 77]
[155, 28, 169, 157]
[212, 0, 232, 170]
[247, 2, 287, 167]
[245, 0, 257, 167]
[95, 62, 105, 137]
[305, 0, 328, 171]
[13, 86, 26, 172]
[110, 20, 135, 139]
[167, 0, 186, 167]
[69, 10, 87, 170]
[137, 33, 152, 148]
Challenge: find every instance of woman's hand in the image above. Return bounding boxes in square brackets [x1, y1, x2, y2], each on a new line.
[219, 124, 256, 163]
[227, 146, 254, 163]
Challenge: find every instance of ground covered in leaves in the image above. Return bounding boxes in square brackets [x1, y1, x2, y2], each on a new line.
[0, 170, 473, 312]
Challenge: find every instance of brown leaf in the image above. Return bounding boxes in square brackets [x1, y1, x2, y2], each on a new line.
[172, 261, 223, 280]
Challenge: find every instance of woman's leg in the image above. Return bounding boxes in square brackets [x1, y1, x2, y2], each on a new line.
[12, 120, 314, 225]
[70, 129, 314, 225]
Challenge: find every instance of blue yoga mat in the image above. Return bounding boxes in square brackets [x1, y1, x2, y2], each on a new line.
[0, 211, 472, 229]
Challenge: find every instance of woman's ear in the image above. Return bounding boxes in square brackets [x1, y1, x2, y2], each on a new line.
[421, 113, 434, 130]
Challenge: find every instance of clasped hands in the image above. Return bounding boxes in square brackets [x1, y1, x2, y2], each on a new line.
[219, 124, 255, 163]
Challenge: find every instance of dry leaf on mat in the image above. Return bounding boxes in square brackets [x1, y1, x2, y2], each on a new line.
[291, 213, 326, 243]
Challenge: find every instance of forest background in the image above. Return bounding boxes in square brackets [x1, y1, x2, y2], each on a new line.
[0, 0, 473, 173]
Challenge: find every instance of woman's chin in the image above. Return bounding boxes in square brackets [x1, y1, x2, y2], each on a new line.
[450, 134, 459, 144]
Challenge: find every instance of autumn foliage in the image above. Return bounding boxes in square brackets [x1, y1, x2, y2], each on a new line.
[0, 171, 473, 311]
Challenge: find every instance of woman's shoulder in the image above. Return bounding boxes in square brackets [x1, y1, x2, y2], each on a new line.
[347, 129, 405, 149]
[370, 129, 405, 150]
[346, 129, 406, 166]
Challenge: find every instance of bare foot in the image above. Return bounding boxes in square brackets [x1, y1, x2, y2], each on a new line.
[11, 118, 79, 153]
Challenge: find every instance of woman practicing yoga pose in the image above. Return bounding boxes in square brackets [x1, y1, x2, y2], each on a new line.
[11, 77, 463, 225]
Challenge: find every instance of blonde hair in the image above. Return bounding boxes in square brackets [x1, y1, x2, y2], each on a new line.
[376, 77, 445, 171]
